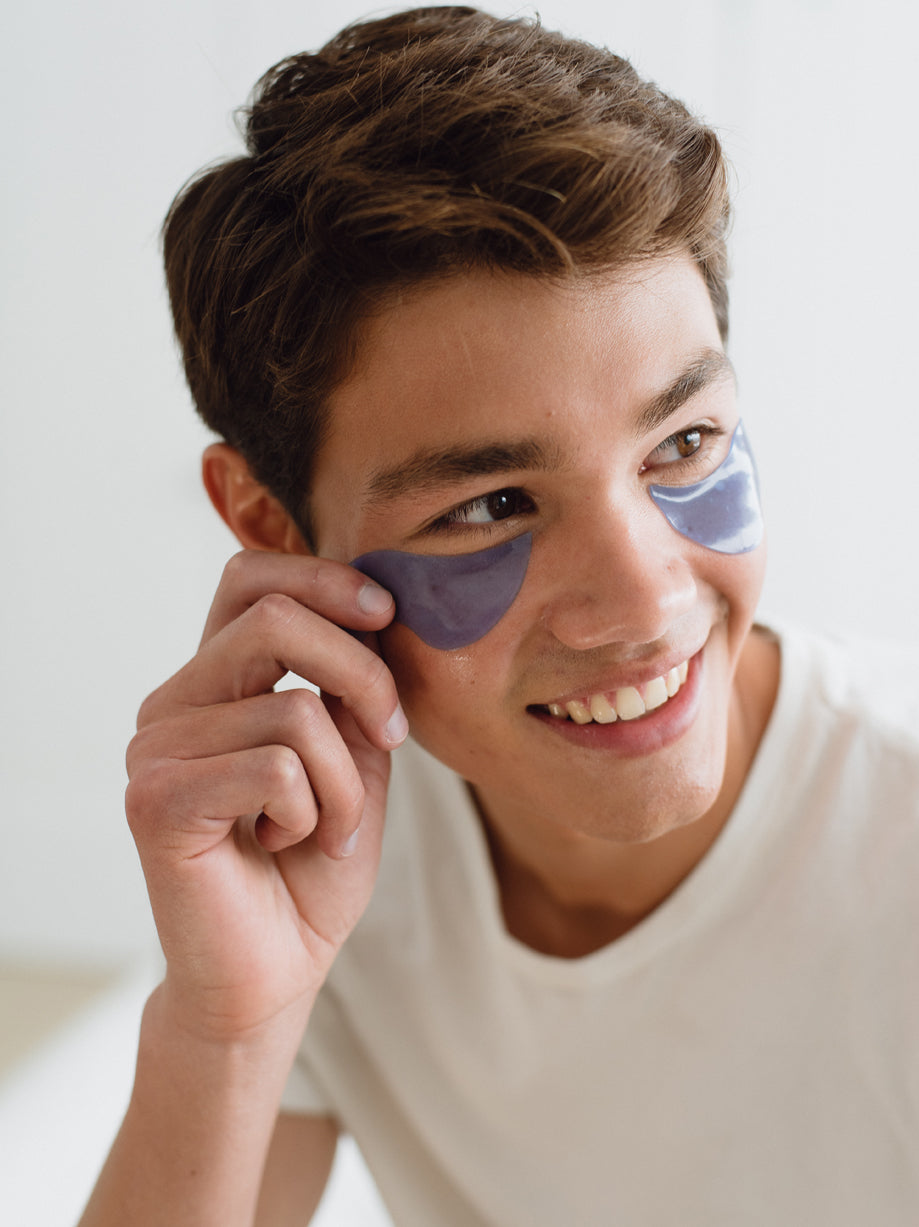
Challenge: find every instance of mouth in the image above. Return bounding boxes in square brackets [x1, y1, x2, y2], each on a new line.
[531, 658, 692, 726]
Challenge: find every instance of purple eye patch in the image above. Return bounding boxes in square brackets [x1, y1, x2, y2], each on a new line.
[648, 421, 763, 554]
[351, 532, 532, 650]
[350, 422, 761, 651]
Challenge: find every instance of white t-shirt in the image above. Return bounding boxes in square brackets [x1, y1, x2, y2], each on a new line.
[282, 625, 919, 1225]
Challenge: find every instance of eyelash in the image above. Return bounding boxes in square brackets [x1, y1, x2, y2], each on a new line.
[426, 422, 727, 534]
[641, 422, 726, 474]
[433, 488, 536, 533]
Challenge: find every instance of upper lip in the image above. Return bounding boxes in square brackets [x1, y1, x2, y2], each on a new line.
[536, 646, 702, 709]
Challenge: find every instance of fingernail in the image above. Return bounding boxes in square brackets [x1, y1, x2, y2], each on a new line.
[384, 704, 409, 746]
[340, 827, 361, 857]
[357, 582, 393, 616]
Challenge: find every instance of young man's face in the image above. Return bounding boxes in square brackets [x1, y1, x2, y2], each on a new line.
[310, 256, 768, 846]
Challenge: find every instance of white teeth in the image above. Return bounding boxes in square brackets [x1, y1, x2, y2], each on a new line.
[615, 686, 646, 721]
[643, 676, 669, 711]
[589, 693, 617, 723]
[565, 699, 593, 724]
[546, 658, 691, 724]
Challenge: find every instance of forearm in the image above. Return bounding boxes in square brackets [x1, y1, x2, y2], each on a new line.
[86, 551, 398, 1224]
[78, 984, 313, 1227]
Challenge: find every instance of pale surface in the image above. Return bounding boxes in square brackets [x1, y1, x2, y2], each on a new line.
[0, 962, 391, 1226]
[0, 963, 117, 1078]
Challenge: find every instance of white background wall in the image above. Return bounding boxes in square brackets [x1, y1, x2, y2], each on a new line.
[2, 0, 917, 971]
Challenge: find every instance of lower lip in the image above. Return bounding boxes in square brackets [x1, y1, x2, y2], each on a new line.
[530, 651, 704, 757]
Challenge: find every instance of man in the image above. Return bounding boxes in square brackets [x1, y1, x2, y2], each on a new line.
[80, 7, 918, 1225]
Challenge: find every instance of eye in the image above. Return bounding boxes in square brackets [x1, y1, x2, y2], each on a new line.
[440, 487, 535, 527]
[641, 423, 725, 475]
[650, 428, 703, 464]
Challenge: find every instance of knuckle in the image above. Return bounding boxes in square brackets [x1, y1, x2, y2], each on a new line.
[338, 774, 366, 825]
[353, 649, 392, 699]
[302, 558, 357, 605]
[125, 724, 154, 775]
[136, 683, 168, 731]
[126, 718, 180, 778]
[250, 591, 297, 636]
[123, 776, 144, 830]
[263, 744, 305, 794]
[124, 762, 171, 833]
[279, 686, 324, 730]
[220, 549, 252, 590]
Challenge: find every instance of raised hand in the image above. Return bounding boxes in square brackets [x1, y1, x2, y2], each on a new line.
[124, 549, 407, 1041]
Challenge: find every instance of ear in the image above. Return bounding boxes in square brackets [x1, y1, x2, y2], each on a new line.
[202, 443, 311, 555]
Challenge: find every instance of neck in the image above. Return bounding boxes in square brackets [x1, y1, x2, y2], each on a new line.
[476, 789, 735, 956]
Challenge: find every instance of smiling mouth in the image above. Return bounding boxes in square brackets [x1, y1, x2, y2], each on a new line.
[534, 660, 691, 725]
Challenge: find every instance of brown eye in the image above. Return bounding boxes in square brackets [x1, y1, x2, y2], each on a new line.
[676, 429, 702, 457]
[640, 426, 714, 474]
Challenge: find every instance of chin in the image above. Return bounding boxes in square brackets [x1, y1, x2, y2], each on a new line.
[598, 787, 723, 846]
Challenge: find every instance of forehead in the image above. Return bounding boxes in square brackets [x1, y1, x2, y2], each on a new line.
[310, 257, 723, 551]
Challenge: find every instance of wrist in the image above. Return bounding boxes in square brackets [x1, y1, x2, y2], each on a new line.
[80, 984, 317, 1227]
[141, 979, 315, 1079]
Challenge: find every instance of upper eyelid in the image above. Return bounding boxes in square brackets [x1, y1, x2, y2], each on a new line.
[649, 421, 722, 451]
[451, 486, 525, 510]
[640, 423, 725, 470]
[429, 486, 535, 531]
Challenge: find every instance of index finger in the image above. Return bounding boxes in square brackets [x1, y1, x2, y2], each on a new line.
[201, 550, 394, 647]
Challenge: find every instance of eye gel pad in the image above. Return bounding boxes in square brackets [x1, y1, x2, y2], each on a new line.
[351, 532, 532, 650]
[648, 421, 763, 554]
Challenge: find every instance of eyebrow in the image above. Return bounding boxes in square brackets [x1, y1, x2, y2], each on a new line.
[363, 347, 734, 507]
[365, 438, 564, 505]
[633, 348, 735, 437]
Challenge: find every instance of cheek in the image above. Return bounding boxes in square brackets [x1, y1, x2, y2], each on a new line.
[378, 641, 473, 791]
[708, 541, 768, 638]
[378, 624, 490, 719]
[377, 620, 526, 780]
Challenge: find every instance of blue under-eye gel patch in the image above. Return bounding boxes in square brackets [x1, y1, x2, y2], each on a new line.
[351, 532, 532, 651]
[350, 421, 762, 651]
[648, 420, 763, 554]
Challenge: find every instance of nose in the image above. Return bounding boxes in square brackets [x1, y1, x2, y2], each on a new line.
[539, 498, 699, 651]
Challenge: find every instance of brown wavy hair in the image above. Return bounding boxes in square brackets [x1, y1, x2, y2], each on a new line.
[163, 6, 731, 538]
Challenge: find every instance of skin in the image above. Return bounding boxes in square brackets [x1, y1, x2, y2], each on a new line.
[312, 256, 779, 949]
[80, 545, 404, 1227]
[79, 254, 779, 1226]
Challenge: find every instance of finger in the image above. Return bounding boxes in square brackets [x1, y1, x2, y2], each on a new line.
[141, 594, 408, 752]
[272, 706, 393, 943]
[201, 550, 395, 646]
[126, 745, 320, 859]
[129, 688, 375, 856]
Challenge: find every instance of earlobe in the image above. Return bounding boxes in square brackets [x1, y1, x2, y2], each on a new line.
[201, 443, 311, 555]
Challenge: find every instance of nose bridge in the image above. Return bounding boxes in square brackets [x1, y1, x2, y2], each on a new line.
[538, 487, 698, 650]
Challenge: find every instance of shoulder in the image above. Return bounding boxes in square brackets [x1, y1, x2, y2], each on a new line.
[740, 625, 919, 987]
[768, 620, 919, 756]
[758, 620, 919, 865]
